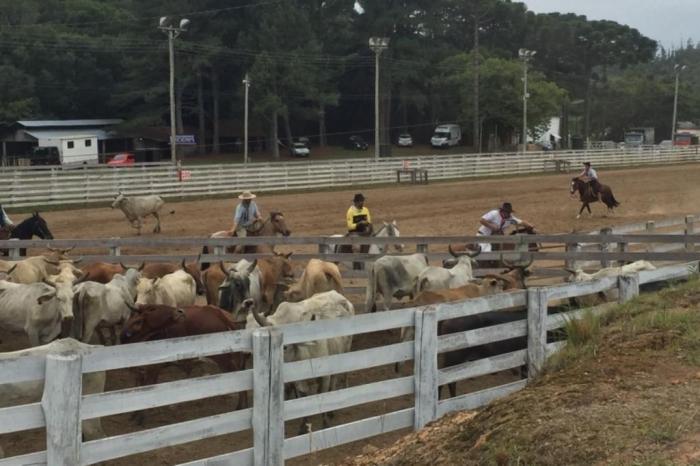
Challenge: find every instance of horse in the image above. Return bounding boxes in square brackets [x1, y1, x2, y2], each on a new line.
[448, 225, 540, 270]
[570, 177, 620, 219]
[201, 211, 291, 270]
[0, 212, 54, 257]
[331, 221, 403, 270]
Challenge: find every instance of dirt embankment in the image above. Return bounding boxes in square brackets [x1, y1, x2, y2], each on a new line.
[337, 279, 700, 466]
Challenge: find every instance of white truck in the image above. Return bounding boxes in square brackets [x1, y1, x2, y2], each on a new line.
[31, 135, 99, 166]
[430, 124, 461, 148]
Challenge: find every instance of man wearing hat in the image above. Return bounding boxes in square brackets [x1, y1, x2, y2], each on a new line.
[0, 204, 14, 240]
[228, 191, 263, 239]
[346, 193, 373, 236]
[477, 202, 534, 252]
[577, 162, 600, 198]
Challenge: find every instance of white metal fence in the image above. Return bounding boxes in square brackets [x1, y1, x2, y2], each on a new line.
[1, 147, 699, 208]
[0, 260, 696, 465]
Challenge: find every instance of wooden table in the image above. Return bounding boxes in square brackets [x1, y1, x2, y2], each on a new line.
[396, 168, 429, 184]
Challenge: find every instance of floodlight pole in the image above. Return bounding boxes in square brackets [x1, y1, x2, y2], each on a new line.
[369, 37, 389, 161]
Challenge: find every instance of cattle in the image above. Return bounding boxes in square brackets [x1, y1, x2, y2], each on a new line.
[111, 192, 167, 235]
[0, 339, 106, 458]
[365, 253, 429, 313]
[121, 304, 247, 422]
[414, 246, 480, 294]
[410, 277, 505, 307]
[566, 260, 656, 307]
[141, 258, 205, 295]
[218, 252, 294, 321]
[245, 290, 354, 433]
[136, 269, 197, 307]
[1, 256, 62, 284]
[0, 277, 78, 346]
[284, 259, 343, 303]
[73, 268, 141, 344]
[79, 262, 126, 284]
[202, 264, 228, 305]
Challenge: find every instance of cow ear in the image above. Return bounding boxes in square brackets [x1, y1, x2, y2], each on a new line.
[248, 260, 257, 273]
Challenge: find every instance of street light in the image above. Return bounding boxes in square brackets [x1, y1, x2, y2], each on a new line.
[159, 16, 190, 164]
[518, 48, 536, 154]
[671, 64, 687, 144]
[369, 37, 389, 161]
[243, 73, 251, 165]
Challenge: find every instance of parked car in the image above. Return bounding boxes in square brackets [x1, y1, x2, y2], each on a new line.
[659, 140, 673, 149]
[289, 142, 310, 157]
[397, 133, 413, 147]
[346, 135, 369, 150]
[107, 152, 135, 166]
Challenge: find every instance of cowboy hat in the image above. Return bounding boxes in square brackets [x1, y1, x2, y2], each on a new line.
[501, 202, 514, 213]
[238, 191, 256, 200]
[583, 161, 591, 166]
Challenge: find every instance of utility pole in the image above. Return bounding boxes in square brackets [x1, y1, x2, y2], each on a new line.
[369, 37, 389, 161]
[672, 64, 687, 143]
[519, 48, 536, 154]
[243, 73, 250, 165]
[159, 17, 190, 164]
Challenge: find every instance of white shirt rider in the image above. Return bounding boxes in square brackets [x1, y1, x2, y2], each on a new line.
[579, 165, 598, 180]
[0, 206, 13, 229]
[477, 205, 534, 252]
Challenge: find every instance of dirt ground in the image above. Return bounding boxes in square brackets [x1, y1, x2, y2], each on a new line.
[2, 162, 700, 465]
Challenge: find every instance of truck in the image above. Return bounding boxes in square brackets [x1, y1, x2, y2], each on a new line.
[623, 127, 655, 147]
[31, 135, 99, 166]
[673, 131, 700, 146]
[430, 124, 461, 148]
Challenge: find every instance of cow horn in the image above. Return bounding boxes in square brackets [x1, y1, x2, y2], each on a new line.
[119, 262, 129, 271]
[7, 264, 17, 275]
[180, 258, 186, 270]
[44, 259, 60, 266]
[42, 278, 57, 288]
[448, 244, 459, 258]
[467, 245, 482, 258]
[47, 246, 57, 252]
[564, 268, 578, 274]
[72, 257, 83, 264]
[138, 262, 145, 271]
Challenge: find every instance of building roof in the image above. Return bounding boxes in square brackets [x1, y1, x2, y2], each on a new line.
[17, 119, 123, 128]
[25, 129, 111, 141]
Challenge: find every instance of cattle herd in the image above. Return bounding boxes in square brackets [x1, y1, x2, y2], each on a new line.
[0, 222, 662, 456]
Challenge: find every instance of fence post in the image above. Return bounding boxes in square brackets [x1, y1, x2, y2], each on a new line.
[599, 227, 612, 268]
[685, 215, 695, 252]
[42, 353, 83, 466]
[318, 242, 330, 257]
[414, 306, 438, 430]
[618, 273, 640, 304]
[8, 238, 20, 259]
[252, 328, 284, 466]
[109, 237, 121, 257]
[527, 287, 548, 378]
[564, 242, 580, 272]
[645, 221, 655, 253]
[416, 243, 428, 254]
[617, 241, 627, 266]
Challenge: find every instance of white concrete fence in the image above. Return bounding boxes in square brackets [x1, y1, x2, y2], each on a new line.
[1, 146, 699, 208]
[0, 260, 696, 466]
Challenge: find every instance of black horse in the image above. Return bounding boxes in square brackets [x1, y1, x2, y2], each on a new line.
[570, 177, 620, 218]
[0, 212, 54, 257]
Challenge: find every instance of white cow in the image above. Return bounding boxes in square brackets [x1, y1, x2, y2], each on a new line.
[2, 256, 62, 284]
[136, 269, 196, 307]
[566, 260, 657, 307]
[365, 253, 429, 312]
[112, 192, 166, 235]
[0, 339, 106, 458]
[245, 290, 354, 432]
[414, 245, 481, 294]
[0, 278, 76, 346]
[73, 268, 141, 344]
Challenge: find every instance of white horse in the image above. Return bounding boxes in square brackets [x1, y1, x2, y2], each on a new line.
[329, 221, 403, 270]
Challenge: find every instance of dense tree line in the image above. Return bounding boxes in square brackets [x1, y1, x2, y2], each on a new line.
[1, 0, 693, 156]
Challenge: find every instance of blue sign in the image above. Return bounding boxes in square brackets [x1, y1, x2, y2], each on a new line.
[172, 134, 196, 145]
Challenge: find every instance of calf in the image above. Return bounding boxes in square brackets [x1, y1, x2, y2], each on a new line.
[111, 192, 167, 235]
[284, 259, 343, 302]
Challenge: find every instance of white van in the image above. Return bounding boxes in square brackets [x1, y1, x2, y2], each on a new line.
[31, 135, 99, 166]
[431, 124, 461, 148]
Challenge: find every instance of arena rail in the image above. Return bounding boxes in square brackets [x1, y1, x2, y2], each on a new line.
[1, 146, 698, 209]
[0, 261, 697, 465]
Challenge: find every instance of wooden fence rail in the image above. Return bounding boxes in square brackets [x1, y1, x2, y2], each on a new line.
[1, 146, 699, 209]
[0, 260, 696, 465]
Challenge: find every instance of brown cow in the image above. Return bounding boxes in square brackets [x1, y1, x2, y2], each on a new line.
[284, 259, 343, 303]
[202, 264, 227, 305]
[141, 258, 205, 295]
[121, 303, 248, 423]
[80, 262, 125, 284]
[410, 277, 505, 307]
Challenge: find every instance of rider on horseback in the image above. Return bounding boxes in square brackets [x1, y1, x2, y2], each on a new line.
[0, 204, 14, 239]
[578, 162, 601, 199]
[346, 193, 373, 236]
[228, 191, 263, 238]
[477, 202, 535, 252]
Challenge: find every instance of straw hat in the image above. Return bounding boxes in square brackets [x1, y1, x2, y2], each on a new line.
[238, 191, 256, 200]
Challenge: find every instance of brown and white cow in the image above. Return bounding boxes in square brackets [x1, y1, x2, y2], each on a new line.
[284, 259, 343, 302]
[140, 258, 205, 296]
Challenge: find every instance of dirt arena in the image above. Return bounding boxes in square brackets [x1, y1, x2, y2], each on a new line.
[2, 162, 700, 465]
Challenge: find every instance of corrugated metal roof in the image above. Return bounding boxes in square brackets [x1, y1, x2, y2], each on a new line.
[17, 119, 123, 128]
[25, 129, 111, 140]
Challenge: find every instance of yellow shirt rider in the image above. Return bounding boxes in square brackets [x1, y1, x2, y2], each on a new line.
[346, 193, 373, 236]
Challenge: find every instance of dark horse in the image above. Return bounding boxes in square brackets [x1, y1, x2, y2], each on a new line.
[570, 177, 620, 218]
[0, 212, 54, 257]
[201, 211, 292, 270]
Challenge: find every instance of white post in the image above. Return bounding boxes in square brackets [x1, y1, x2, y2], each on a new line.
[413, 306, 438, 430]
[618, 273, 640, 304]
[252, 328, 284, 466]
[527, 287, 548, 377]
[565, 242, 581, 272]
[9, 238, 20, 259]
[42, 353, 83, 466]
[599, 227, 612, 268]
[685, 215, 694, 252]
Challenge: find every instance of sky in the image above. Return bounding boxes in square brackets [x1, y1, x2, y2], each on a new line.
[524, 0, 698, 50]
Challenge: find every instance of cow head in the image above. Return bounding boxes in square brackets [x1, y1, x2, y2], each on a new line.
[270, 212, 291, 237]
[121, 304, 186, 343]
[136, 277, 162, 305]
[481, 277, 505, 294]
[182, 256, 205, 296]
[219, 260, 257, 320]
[112, 192, 126, 209]
[40, 279, 75, 338]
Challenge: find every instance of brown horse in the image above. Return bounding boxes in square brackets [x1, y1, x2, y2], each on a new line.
[201, 211, 291, 270]
[570, 177, 619, 219]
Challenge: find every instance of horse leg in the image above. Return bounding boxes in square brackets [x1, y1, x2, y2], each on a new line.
[577, 203, 585, 219]
[587, 204, 592, 217]
[153, 212, 161, 233]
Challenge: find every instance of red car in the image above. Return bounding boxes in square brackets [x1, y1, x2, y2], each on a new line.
[107, 152, 135, 166]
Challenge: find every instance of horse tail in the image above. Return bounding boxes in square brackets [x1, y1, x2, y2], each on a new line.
[603, 186, 620, 208]
[201, 245, 210, 270]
